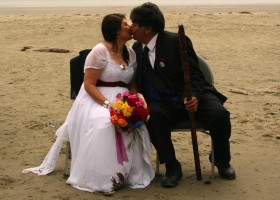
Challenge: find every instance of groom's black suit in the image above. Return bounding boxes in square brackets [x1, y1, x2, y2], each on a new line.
[132, 31, 231, 167]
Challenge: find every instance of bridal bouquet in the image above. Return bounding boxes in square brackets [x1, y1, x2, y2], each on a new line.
[110, 92, 150, 163]
[109, 91, 150, 133]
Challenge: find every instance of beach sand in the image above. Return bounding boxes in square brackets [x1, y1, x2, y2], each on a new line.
[0, 4, 280, 200]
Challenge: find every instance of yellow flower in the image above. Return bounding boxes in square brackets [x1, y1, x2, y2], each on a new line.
[121, 102, 133, 117]
[112, 100, 123, 110]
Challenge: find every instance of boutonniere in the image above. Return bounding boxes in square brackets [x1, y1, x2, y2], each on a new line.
[159, 58, 166, 68]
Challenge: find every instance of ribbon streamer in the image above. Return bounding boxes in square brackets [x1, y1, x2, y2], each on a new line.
[115, 129, 128, 165]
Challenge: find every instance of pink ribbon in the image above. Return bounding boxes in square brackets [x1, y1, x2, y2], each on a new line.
[115, 129, 128, 165]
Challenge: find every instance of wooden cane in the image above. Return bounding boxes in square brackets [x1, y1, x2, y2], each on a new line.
[178, 24, 202, 180]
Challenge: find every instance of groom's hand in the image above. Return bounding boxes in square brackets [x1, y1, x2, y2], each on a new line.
[184, 96, 198, 112]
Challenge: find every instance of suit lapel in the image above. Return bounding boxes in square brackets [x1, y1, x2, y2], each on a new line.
[155, 32, 166, 70]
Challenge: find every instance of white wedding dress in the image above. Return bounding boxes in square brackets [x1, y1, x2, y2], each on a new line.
[22, 43, 155, 193]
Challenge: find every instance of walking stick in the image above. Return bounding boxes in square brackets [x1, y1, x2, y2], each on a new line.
[178, 24, 202, 180]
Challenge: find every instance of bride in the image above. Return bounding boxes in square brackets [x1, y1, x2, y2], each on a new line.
[22, 13, 155, 194]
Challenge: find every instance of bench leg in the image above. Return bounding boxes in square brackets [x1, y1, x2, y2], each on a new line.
[156, 153, 160, 175]
[210, 139, 215, 179]
[64, 141, 71, 176]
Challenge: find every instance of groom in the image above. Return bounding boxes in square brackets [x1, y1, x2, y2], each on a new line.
[130, 2, 236, 188]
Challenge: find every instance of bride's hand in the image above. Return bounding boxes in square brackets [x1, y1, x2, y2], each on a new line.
[137, 93, 147, 109]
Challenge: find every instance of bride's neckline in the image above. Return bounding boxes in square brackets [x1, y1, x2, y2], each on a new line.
[101, 42, 128, 70]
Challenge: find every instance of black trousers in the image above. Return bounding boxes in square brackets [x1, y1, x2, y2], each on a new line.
[146, 93, 231, 167]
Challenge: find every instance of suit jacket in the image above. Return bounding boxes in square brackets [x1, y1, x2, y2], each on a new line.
[132, 31, 227, 108]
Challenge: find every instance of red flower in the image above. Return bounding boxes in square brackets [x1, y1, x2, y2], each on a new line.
[132, 107, 150, 122]
[127, 97, 138, 107]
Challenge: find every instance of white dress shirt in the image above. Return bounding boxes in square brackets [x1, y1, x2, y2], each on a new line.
[142, 34, 158, 69]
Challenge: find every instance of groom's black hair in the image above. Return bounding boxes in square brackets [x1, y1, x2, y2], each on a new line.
[130, 2, 165, 33]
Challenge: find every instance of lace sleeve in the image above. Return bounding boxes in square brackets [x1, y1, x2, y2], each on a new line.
[84, 43, 108, 71]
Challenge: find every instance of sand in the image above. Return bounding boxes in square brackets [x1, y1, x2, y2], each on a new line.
[0, 4, 280, 200]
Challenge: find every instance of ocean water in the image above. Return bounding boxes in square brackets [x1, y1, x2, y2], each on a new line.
[0, 0, 280, 7]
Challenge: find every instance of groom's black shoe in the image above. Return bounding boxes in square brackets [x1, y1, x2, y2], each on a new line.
[209, 154, 236, 180]
[161, 161, 183, 188]
[217, 164, 236, 180]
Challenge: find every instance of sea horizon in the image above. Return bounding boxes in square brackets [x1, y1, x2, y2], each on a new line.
[1, 0, 279, 16]
[0, 0, 280, 7]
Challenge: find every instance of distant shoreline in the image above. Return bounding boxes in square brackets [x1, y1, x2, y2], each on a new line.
[0, 2, 279, 7]
[0, 4, 279, 16]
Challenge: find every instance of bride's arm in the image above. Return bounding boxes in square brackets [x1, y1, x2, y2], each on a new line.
[84, 68, 109, 106]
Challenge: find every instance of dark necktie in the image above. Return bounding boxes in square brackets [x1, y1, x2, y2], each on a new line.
[143, 46, 152, 68]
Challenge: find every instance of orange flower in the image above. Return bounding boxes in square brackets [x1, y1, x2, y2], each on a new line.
[118, 118, 128, 127]
[110, 115, 119, 125]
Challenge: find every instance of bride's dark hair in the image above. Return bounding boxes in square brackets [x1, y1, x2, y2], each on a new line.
[101, 13, 129, 65]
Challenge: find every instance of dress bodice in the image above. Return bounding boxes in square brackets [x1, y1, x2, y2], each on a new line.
[84, 43, 136, 84]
